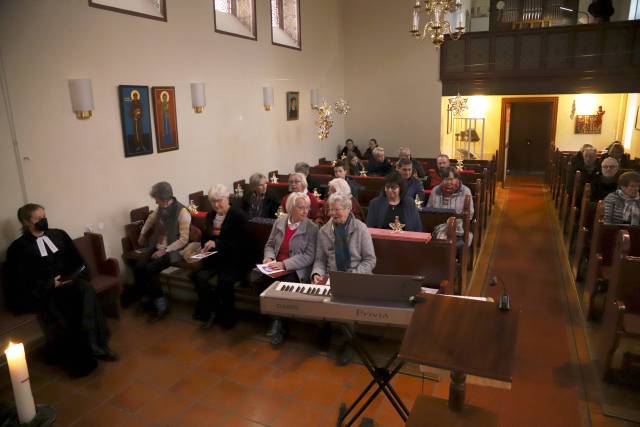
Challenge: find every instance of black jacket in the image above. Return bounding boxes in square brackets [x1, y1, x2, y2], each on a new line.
[201, 207, 250, 273]
[368, 159, 394, 177]
[241, 190, 279, 220]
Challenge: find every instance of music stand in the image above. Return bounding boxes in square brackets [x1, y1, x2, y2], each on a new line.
[399, 293, 518, 425]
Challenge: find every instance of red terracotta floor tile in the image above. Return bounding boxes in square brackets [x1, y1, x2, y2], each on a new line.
[292, 376, 344, 407]
[225, 360, 276, 388]
[168, 369, 221, 401]
[135, 391, 193, 426]
[271, 399, 330, 427]
[233, 390, 289, 425]
[219, 414, 265, 427]
[33, 381, 83, 406]
[259, 368, 308, 397]
[71, 402, 149, 427]
[198, 350, 242, 376]
[167, 403, 226, 427]
[199, 379, 251, 412]
[53, 393, 101, 427]
[108, 381, 163, 413]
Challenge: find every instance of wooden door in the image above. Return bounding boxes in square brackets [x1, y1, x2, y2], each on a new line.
[506, 102, 553, 174]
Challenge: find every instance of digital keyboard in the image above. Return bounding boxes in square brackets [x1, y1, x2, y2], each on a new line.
[259, 281, 414, 327]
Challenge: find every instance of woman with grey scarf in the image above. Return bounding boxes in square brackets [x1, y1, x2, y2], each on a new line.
[603, 171, 640, 225]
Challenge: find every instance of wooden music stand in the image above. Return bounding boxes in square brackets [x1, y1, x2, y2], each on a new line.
[399, 294, 518, 426]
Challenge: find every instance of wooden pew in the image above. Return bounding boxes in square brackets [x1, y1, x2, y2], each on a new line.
[572, 194, 599, 280]
[561, 171, 582, 242]
[267, 182, 290, 204]
[598, 229, 640, 381]
[371, 217, 458, 294]
[583, 206, 640, 319]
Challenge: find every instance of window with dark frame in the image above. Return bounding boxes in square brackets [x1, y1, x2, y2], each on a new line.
[270, 0, 301, 50]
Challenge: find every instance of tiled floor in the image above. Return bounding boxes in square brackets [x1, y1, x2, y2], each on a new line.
[0, 306, 436, 427]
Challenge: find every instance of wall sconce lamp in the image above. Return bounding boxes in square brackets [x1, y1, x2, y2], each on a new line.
[310, 88, 320, 110]
[68, 79, 94, 120]
[262, 86, 274, 111]
[191, 82, 206, 113]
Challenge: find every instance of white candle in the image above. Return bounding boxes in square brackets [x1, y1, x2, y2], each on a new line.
[5, 342, 36, 423]
[412, 11, 419, 31]
[456, 10, 465, 29]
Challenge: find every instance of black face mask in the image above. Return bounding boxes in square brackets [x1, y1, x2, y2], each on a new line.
[34, 218, 48, 232]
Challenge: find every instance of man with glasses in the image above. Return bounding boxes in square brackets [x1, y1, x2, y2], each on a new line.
[591, 157, 620, 202]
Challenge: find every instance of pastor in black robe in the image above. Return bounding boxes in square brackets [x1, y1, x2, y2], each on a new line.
[5, 229, 110, 376]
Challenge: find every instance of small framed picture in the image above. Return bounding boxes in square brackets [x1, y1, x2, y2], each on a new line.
[118, 85, 154, 157]
[286, 91, 299, 121]
[89, 0, 167, 22]
[151, 86, 179, 153]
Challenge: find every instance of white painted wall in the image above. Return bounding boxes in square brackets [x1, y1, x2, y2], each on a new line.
[0, 0, 344, 264]
[342, 0, 443, 158]
[215, 10, 254, 38]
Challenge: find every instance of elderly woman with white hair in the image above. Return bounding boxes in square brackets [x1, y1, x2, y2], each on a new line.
[191, 184, 249, 329]
[312, 193, 376, 365]
[316, 178, 364, 225]
[279, 172, 320, 219]
[253, 192, 319, 346]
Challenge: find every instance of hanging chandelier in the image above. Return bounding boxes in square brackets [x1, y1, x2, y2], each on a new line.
[448, 93, 468, 117]
[410, 0, 465, 47]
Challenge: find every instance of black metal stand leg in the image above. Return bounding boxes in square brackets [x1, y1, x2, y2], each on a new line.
[337, 324, 409, 427]
[449, 370, 467, 412]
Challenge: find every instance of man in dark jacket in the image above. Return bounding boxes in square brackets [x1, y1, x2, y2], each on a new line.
[368, 147, 394, 177]
[242, 172, 279, 219]
[591, 157, 619, 201]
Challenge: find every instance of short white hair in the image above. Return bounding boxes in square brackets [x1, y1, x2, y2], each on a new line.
[328, 178, 352, 196]
[328, 193, 352, 210]
[288, 172, 308, 191]
[373, 147, 384, 156]
[208, 184, 230, 201]
[286, 192, 310, 213]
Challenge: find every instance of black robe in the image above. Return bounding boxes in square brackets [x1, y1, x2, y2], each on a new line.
[5, 229, 109, 376]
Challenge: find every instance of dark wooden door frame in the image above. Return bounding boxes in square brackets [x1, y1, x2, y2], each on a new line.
[498, 96, 558, 181]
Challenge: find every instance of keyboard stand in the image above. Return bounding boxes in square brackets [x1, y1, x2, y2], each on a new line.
[337, 324, 409, 427]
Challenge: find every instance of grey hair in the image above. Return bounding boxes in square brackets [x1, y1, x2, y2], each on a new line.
[328, 193, 352, 211]
[286, 191, 310, 214]
[328, 178, 351, 196]
[249, 172, 267, 189]
[150, 182, 173, 201]
[289, 172, 308, 191]
[602, 157, 619, 167]
[399, 147, 411, 156]
[208, 184, 230, 201]
[294, 162, 310, 175]
[372, 147, 384, 156]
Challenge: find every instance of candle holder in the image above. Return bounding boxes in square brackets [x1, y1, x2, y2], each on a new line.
[359, 167, 368, 177]
[312, 188, 321, 200]
[331, 159, 337, 167]
[270, 173, 278, 184]
[234, 184, 244, 198]
[275, 206, 286, 218]
[414, 194, 423, 209]
[187, 200, 199, 214]
[1, 405, 56, 427]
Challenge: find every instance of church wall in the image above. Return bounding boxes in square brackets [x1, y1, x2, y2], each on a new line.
[0, 0, 345, 263]
[342, 0, 443, 159]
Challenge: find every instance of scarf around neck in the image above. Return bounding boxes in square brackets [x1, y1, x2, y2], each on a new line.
[333, 215, 352, 272]
[617, 189, 640, 225]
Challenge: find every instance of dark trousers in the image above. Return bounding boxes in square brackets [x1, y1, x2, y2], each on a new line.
[134, 253, 172, 299]
[192, 258, 242, 322]
[38, 278, 110, 376]
[248, 269, 300, 294]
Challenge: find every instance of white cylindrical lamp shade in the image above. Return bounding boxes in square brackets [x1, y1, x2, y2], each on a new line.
[310, 89, 320, 109]
[5, 343, 36, 424]
[263, 86, 274, 111]
[191, 82, 206, 113]
[68, 79, 94, 120]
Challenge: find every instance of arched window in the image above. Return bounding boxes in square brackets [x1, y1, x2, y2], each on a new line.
[270, 0, 301, 50]
[214, 0, 257, 40]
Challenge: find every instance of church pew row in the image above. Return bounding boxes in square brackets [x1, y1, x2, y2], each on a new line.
[597, 229, 640, 380]
[582, 201, 640, 319]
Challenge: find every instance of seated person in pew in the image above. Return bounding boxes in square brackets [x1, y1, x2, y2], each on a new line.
[396, 158, 425, 205]
[253, 192, 318, 346]
[603, 171, 640, 225]
[603, 141, 632, 169]
[242, 172, 279, 219]
[334, 161, 362, 197]
[367, 147, 394, 177]
[279, 173, 320, 219]
[192, 185, 249, 329]
[135, 182, 190, 322]
[347, 153, 364, 176]
[316, 178, 365, 225]
[366, 172, 423, 232]
[428, 154, 451, 188]
[569, 146, 600, 195]
[398, 146, 426, 178]
[6, 204, 116, 377]
[339, 138, 362, 159]
[591, 157, 619, 202]
[363, 138, 378, 162]
[311, 193, 377, 365]
[294, 162, 318, 193]
[427, 167, 474, 218]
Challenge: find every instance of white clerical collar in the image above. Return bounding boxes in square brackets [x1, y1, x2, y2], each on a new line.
[36, 235, 58, 257]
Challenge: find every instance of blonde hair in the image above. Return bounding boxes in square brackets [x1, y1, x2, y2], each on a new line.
[286, 192, 311, 213]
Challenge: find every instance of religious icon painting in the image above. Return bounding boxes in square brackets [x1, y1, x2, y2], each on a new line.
[287, 91, 299, 121]
[118, 85, 154, 157]
[151, 86, 179, 153]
